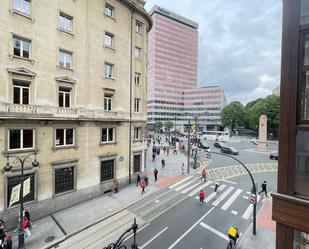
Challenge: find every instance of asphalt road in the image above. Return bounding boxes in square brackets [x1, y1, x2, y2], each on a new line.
[124, 171, 277, 249]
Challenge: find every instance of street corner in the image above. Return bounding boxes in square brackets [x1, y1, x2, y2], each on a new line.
[257, 197, 276, 232]
[155, 174, 188, 189]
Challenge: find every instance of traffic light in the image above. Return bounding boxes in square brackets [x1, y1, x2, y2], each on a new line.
[250, 194, 257, 204]
[205, 149, 211, 159]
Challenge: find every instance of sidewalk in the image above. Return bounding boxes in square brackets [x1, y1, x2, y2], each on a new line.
[237, 197, 276, 249]
[8, 137, 199, 249]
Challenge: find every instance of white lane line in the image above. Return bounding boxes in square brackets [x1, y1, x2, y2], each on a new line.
[167, 207, 215, 249]
[199, 222, 229, 241]
[231, 210, 238, 215]
[175, 178, 198, 192]
[204, 185, 226, 202]
[188, 181, 213, 197]
[212, 186, 234, 206]
[222, 179, 237, 185]
[181, 181, 205, 194]
[169, 175, 194, 189]
[154, 200, 160, 203]
[140, 227, 168, 249]
[242, 195, 261, 220]
[221, 189, 243, 210]
[246, 191, 251, 195]
[243, 196, 248, 200]
[123, 223, 150, 242]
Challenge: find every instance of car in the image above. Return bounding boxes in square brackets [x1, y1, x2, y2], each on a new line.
[198, 141, 209, 149]
[269, 151, 278, 160]
[214, 142, 227, 149]
[220, 146, 239, 155]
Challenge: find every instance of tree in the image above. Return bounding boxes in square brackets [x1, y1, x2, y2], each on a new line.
[154, 121, 163, 132]
[221, 101, 246, 130]
[164, 121, 174, 132]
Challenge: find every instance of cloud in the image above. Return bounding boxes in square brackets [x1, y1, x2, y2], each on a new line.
[145, 0, 282, 104]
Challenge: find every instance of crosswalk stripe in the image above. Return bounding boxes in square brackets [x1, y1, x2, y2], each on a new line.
[168, 175, 194, 189]
[181, 181, 205, 194]
[204, 185, 226, 202]
[188, 181, 213, 197]
[175, 178, 198, 192]
[242, 195, 261, 220]
[221, 189, 243, 210]
[212, 186, 234, 206]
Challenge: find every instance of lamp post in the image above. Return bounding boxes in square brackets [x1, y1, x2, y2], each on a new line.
[3, 153, 39, 249]
[174, 116, 177, 149]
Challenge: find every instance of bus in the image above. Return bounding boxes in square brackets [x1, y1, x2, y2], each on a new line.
[201, 131, 230, 142]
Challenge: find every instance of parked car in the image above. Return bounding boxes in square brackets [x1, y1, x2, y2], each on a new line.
[220, 146, 239, 155]
[214, 142, 227, 149]
[269, 151, 278, 160]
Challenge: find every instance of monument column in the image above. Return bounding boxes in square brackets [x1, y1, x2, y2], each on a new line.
[257, 114, 268, 152]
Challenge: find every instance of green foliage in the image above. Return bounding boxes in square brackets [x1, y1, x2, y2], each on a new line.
[221, 101, 246, 129]
[164, 121, 174, 131]
[154, 121, 163, 132]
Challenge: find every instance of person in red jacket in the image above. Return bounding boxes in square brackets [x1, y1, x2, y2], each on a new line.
[22, 216, 31, 238]
[199, 189, 205, 204]
[201, 169, 206, 182]
[141, 180, 146, 195]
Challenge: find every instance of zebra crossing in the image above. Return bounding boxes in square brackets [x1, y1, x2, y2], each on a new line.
[168, 176, 264, 220]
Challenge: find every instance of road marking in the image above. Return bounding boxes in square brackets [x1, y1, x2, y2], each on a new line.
[181, 181, 204, 194]
[231, 210, 238, 215]
[212, 186, 234, 206]
[242, 195, 261, 220]
[175, 178, 198, 191]
[140, 227, 168, 249]
[243, 196, 248, 199]
[154, 200, 160, 203]
[204, 185, 226, 202]
[199, 222, 229, 241]
[221, 189, 243, 210]
[168, 175, 194, 189]
[167, 207, 215, 249]
[123, 223, 150, 242]
[222, 179, 237, 185]
[246, 191, 251, 195]
[188, 181, 213, 197]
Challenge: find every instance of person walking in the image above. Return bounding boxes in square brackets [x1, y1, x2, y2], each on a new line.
[145, 175, 149, 187]
[167, 148, 170, 156]
[163, 146, 166, 155]
[214, 183, 219, 193]
[161, 159, 165, 169]
[259, 181, 268, 197]
[136, 174, 141, 187]
[113, 179, 119, 193]
[181, 163, 185, 174]
[141, 180, 146, 194]
[152, 153, 156, 161]
[154, 168, 158, 181]
[157, 148, 160, 155]
[201, 168, 207, 182]
[199, 190, 205, 204]
[22, 216, 31, 238]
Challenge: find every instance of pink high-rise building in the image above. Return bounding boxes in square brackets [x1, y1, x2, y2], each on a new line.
[148, 6, 226, 131]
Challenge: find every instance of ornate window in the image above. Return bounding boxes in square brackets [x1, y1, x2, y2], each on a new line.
[8, 128, 34, 150]
[55, 128, 75, 147]
[55, 167, 75, 194]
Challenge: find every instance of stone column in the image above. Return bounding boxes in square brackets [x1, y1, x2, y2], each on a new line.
[257, 114, 268, 152]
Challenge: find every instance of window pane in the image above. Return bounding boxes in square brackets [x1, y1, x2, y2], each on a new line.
[108, 128, 113, 142]
[102, 128, 107, 142]
[23, 129, 33, 148]
[55, 167, 74, 194]
[294, 230, 309, 249]
[105, 64, 112, 77]
[65, 54, 72, 68]
[22, 41, 29, 58]
[59, 52, 65, 67]
[133, 155, 141, 173]
[13, 87, 20, 104]
[9, 129, 21, 149]
[65, 93, 70, 107]
[100, 160, 114, 182]
[56, 129, 64, 146]
[24, 0, 30, 15]
[59, 92, 64, 107]
[295, 130, 309, 197]
[66, 129, 74, 145]
[13, 39, 21, 56]
[301, 0, 309, 25]
[59, 15, 65, 29]
[105, 34, 112, 47]
[22, 87, 29, 105]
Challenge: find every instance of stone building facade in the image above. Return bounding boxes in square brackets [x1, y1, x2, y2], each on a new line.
[0, 0, 151, 228]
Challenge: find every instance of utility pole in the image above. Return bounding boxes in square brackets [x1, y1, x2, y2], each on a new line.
[187, 119, 190, 174]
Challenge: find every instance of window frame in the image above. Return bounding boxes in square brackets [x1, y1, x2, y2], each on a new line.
[134, 98, 141, 112]
[105, 3, 114, 18]
[58, 87, 71, 108]
[104, 63, 114, 78]
[101, 127, 115, 143]
[13, 80, 30, 105]
[58, 49, 73, 70]
[135, 47, 141, 60]
[134, 72, 141, 85]
[104, 94, 113, 111]
[13, 35, 31, 59]
[135, 21, 142, 34]
[12, 0, 31, 16]
[54, 128, 76, 148]
[59, 11, 73, 33]
[104, 32, 114, 48]
[100, 158, 115, 183]
[8, 128, 35, 151]
[134, 127, 141, 140]
[133, 154, 141, 173]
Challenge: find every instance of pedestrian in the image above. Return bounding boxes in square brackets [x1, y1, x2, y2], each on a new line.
[152, 146, 156, 154]
[201, 169, 206, 182]
[23, 210, 30, 223]
[0, 220, 5, 249]
[167, 148, 170, 156]
[22, 216, 31, 238]
[136, 174, 141, 187]
[181, 163, 185, 174]
[145, 175, 149, 187]
[157, 148, 160, 155]
[154, 168, 158, 181]
[214, 183, 219, 193]
[141, 180, 146, 194]
[163, 146, 166, 155]
[113, 178, 119, 193]
[152, 153, 156, 161]
[161, 159, 165, 169]
[4, 235, 12, 249]
[259, 181, 268, 197]
[199, 189, 205, 204]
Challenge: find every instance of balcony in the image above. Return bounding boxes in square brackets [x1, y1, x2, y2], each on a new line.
[0, 103, 127, 121]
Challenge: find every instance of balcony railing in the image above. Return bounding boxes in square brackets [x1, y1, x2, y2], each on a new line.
[7, 104, 37, 114]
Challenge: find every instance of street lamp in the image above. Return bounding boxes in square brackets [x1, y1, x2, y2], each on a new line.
[3, 152, 39, 249]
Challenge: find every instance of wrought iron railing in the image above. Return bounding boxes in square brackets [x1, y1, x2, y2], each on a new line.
[103, 219, 138, 249]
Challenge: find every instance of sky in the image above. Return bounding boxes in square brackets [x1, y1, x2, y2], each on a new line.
[144, 0, 283, 105]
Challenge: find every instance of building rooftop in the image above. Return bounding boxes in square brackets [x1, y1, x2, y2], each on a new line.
[149, 5, 199, 29]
